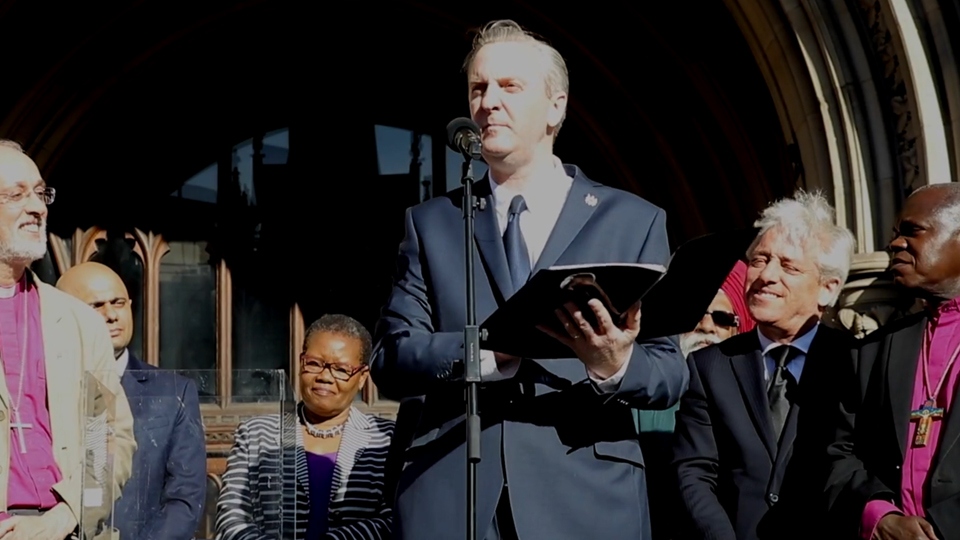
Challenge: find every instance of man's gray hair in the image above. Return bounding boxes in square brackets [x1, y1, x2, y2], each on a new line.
[747, 189, 855, 306]
[462, 19, 569, 137]
[0, 139, 24, 153]
[303, 314, 373, 365]
[911, 183, 960, 234]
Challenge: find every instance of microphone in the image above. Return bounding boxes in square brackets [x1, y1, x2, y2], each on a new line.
[446, 117, 483, 161]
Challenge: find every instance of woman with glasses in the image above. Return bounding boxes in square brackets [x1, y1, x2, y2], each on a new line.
[215, 314, 395, 540]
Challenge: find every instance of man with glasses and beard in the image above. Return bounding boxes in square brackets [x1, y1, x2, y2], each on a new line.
[680, 304, 739, 356]
[0, 140, 135, 540]
[680, 260, 756, 357]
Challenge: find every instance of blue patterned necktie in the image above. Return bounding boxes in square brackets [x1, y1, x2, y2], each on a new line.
[503, 195, 531, 292]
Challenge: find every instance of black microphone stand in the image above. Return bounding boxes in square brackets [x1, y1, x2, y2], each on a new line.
[460, 144, 483, 540]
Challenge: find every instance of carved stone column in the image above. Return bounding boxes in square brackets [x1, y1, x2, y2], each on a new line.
[825, 251, 922, 338]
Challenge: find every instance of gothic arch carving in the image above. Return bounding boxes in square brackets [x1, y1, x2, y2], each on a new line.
[855, 0, 923, 193]
[129, 229, 170, 364]
[51, 226, 170, 364]
[721, 0, 956, 254]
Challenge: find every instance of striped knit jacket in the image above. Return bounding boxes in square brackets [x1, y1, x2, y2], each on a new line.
[215, 405, 395, 540]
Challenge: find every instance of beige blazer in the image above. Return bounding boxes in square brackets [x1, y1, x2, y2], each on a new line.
[0, 271, 136, 537]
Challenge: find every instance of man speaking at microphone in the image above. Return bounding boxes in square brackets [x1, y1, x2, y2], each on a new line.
[372, 19, 688, 540]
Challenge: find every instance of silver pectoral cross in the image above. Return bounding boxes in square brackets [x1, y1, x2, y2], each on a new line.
[10, 410, 31, 454]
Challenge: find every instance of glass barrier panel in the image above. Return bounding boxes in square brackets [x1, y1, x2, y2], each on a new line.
[80, 369, 296, 540]
[79, 370, 118, 539]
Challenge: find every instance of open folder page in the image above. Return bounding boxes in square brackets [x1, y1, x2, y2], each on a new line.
[479, 228, 756, 359]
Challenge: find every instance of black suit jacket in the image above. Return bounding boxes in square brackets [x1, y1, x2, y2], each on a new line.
[826, 312, 960, 540]
[372, 166, 689, 540]
[115, 354, 207, 540]
[673, 324, 853, 540]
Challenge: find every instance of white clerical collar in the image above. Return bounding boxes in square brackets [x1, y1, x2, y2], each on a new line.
[116, 348, 130, 377]
[488, 155, 572, 214]
[756, 322, 819, 356]
[0, 274, 29, 299]
[0, 284, 15, 299]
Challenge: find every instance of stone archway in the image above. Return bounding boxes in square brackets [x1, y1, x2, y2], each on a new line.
[722, 0, 960, 333]
[2, 0, 958, 338]
[726, 0, 957, 241]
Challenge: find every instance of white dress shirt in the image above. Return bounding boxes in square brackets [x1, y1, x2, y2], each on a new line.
[116, 347, 130, 377]
[756, 323, 818, 384]
[490, 157, 572, 267]
[478, 157, 629, 391]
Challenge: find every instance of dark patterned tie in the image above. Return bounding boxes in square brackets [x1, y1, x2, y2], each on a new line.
[768, 345, 797, 440]
[503, 195, 531, 293]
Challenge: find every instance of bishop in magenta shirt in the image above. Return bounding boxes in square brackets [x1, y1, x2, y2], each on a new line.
[861, 297, 960, 538]
[0, 276, 63, 519]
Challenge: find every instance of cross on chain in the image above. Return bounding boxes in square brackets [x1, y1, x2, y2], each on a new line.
[10, 409, 31, 454]
[910, 399, 944, 447]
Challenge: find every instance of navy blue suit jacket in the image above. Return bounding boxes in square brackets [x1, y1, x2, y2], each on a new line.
[673, 326, 853, 540]
[373, 165, 689, 540]
[114, 354, 207, 540]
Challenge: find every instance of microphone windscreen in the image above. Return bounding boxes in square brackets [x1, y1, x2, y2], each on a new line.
[446, 117, 480, 150]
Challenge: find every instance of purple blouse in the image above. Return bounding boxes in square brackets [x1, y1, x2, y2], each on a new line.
[306, 451, 338, 538]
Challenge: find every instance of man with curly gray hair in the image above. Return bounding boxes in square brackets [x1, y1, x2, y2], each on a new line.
[673, 189, 855, 540]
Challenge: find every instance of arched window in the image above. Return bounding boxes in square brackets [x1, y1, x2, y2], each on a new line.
[43, 123, 441, 422]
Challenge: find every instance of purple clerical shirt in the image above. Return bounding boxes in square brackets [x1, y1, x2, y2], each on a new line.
[0, 277, 62, 519]
[861, 297, 960, 538]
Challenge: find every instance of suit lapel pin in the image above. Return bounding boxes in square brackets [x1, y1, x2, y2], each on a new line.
[584, 194, 598, 207]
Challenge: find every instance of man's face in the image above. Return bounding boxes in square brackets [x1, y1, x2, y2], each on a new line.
[467, 42, 566, 164]
[745, 227, 838, 335]
[680, 290, 739, 356]
[75, 274, 134, 354]
[0, 148, 48, 264]
[888, 189, 960, 298]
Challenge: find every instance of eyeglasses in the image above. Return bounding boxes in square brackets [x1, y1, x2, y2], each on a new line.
[300, 354, 367, 381]
[706, 310, 740, 329]
[0, 186, 55, 206]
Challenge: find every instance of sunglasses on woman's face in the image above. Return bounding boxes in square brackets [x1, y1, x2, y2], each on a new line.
[706, 310, 740, 329]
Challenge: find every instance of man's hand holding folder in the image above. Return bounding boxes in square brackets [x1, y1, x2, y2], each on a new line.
[479, 262, 664, 362]
[537, 298, 642, 379]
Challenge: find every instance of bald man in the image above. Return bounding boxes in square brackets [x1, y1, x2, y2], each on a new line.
[826, 184, 960, 540]
[58, 262, 206, 540]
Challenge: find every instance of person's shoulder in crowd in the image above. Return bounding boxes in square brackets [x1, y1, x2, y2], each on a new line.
[817, 323, 857, 345]
[566, 165, 665, 216]
[408, 163, 666, 219]
[36, 279, 115, 360]
[856, 310, 926, 347]
[365, 412, 396, 436]
[236, 413, 288, 435]
[689, 331, 758, 366]
[37, 279, 103, 326]
[128, 356, 201, 398]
